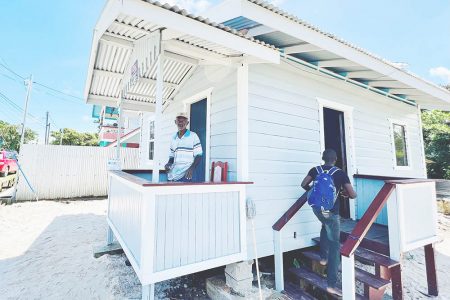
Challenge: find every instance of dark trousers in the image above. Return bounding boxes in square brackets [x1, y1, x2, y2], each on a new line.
[313, 208, 341, 288]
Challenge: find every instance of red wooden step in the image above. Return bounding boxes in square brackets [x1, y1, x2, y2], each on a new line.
[312, 237, 399, 269]
[300, 249, 391, 290]
[283, 281, 315, 300]
[289, 267, 366, 300]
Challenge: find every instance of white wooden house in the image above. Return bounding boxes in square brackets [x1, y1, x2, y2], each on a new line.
[84, 1, 450, 299]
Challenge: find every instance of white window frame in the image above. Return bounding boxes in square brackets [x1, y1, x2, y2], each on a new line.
[317, 97, 357, 219]
[182, 87, 213, 181]
[389, 119, 412, 170]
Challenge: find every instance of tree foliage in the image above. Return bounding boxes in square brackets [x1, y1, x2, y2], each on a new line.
[421, 110, 450, 179]
[50, 128, 99, 146]
[0, 120, 38, 151]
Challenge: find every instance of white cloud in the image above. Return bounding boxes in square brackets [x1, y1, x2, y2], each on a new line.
[162, 0, 212, 14]
[429, 66, 450, 84]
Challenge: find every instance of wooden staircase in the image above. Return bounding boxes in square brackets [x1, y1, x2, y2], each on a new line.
[273, 180, 439, 299]
[282, 234, 399, 299]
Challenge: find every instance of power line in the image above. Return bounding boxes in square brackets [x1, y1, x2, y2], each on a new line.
[33, 81, 84, 101]
[0, 92, 46, 127]
[0, 62, 25, 80]
[0, 57, 85, 104]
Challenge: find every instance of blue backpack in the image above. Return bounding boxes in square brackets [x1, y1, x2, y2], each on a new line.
[307, 166, 339, 211]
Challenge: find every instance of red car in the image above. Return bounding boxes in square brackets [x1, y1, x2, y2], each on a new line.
[0, 150, 18, 177]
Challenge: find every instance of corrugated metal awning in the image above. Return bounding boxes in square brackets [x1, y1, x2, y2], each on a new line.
[84, 0, 280, 112]
[206, 0, 450, 110]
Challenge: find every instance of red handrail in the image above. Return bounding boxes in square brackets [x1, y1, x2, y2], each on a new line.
[341, 183, 395, 257]
[272, 192, 308, 231]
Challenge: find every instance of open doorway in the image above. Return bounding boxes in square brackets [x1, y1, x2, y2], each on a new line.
[323, 107, 350, 218]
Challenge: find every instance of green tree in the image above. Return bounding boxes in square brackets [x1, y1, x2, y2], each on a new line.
[0, 120, 38, 151]
[50, 128, 99, 146]
[421, 110, 450, 179]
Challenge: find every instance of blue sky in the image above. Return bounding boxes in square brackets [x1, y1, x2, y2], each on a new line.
[1, 0, 449, 142]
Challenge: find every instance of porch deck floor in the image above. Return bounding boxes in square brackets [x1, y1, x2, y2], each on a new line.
[340, 218, 390, 255]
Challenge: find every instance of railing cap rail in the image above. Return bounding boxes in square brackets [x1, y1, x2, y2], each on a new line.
[272, 192, 308, 231]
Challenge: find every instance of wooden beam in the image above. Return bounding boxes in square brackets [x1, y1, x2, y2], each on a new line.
[425, 243, 439, 296]
[346, 70, 384, 79]
[284, 43, 322, 54]
[125, 92, 169, 103]
[163, 51, 198, 66]
[87, 94, 118, 106]
[100, 33, 134, 48]
[389, 88, 427, 96]
[247, 25, 275, 37]
[93, 69, 178, 89]
[162, 40, 230, 65]
[317, 59, 360, 68]
[369, 80, 409, 89]
[112, 20, 154, 36]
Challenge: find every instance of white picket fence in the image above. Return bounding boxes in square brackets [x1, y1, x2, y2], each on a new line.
[16, 144, 140, 201]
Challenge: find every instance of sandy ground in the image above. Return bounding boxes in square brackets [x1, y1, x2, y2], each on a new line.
[1, 199, 450, 299]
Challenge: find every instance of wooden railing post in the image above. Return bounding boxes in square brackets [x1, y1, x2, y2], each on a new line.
[425, 243, 438, 296]
[272, 192, 308, 292]
[342, 255, 356, 300]
[273, 230, 284, 291]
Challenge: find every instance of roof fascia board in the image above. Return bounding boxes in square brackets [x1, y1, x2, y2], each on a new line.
[121, 0, 279, 64]
[84, 0, 122, 103]
[240, 0, 450, 105]
[88, 94, 156, 112]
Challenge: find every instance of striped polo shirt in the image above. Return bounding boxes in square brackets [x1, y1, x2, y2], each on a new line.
[168, 129, 203, 181]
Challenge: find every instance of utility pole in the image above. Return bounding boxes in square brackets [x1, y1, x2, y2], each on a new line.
[19, 75, 33, 148]
[59, 128, 63, 145]
[12, 74, 35, 202]
[44, 111, 49, 145]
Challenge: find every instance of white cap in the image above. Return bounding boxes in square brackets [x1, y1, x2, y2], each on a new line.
[176, 112, 189, 119]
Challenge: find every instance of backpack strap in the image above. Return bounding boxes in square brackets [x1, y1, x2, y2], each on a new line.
[329, 167, 340, 176]
[316, 166, 323, 174]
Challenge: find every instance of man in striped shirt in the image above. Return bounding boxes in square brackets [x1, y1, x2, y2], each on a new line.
[164, 112, 203, 182]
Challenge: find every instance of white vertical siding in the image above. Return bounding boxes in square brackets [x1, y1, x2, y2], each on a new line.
[108, 175, 143, 265]
[16, 144, 139, 200]
[153, 191, 240, 272]
[246, 62, 427, 257]
[145, 65, 238, 180]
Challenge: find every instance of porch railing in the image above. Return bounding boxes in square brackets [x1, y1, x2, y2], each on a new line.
[341, 178, 439, 300]
[340, 183, 396, 299]
[272, 191, 308, 291]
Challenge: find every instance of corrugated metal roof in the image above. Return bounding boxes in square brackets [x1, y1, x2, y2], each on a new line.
[245, 0, 449, 95]
[143, 1, 277, 50]
[87, 0, 281, 110]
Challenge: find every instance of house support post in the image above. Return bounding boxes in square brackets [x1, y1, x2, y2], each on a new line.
[342, 255, 356, 300]
[236, 62, 249, 182]
[106, 226, 114, 245]
[425, 243, 438, 296]
[152, 31, 163, 183]
[273, 230, 284, 291]
[115, 97, 124, 162]
[142, 284, 155, 300]
[391, 264, 403, 300]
